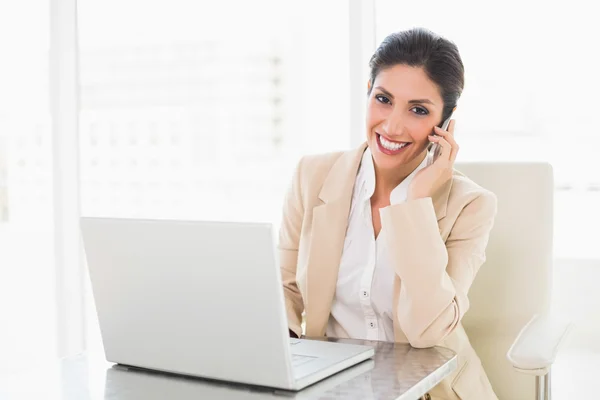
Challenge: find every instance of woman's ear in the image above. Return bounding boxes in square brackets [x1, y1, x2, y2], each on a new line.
[367, 79, 372, 94]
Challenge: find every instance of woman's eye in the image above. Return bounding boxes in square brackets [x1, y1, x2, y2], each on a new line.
[375, 94, 391, 104]
[411, 106, 429, 115]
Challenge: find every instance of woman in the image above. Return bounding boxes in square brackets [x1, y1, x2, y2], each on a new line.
[279, 28, 498, 399]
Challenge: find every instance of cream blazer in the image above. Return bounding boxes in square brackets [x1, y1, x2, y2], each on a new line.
[279, 143, 498, 400]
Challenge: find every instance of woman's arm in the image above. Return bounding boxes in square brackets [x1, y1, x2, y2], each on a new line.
[380, 191, 497, 348]
[278, 158, 306, 338]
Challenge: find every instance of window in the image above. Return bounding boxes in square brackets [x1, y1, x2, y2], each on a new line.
[78, 0, 351, 352]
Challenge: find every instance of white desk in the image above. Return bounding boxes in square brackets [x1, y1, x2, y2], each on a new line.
[0, 338, 456, 400]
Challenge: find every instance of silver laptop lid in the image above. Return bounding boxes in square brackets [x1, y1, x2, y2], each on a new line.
[81, 217, 294, 388]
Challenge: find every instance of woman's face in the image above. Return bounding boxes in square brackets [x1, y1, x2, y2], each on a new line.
[366, 64, 445, 172]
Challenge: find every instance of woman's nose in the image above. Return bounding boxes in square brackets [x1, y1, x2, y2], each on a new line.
[381, 112, 404, 136]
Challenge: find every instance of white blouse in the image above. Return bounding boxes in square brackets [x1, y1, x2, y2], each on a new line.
[326, 148, 431, 341]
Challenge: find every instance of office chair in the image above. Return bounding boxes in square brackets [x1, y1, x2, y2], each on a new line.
[456, 162, 571, 400]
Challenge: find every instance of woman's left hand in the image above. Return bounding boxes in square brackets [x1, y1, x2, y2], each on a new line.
[407, 120, 459, 201]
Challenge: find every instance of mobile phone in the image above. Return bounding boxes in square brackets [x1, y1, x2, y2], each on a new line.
[428, 113, 453, 165]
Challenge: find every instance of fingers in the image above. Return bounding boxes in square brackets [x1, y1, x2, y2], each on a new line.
[433, 122, 459, 163]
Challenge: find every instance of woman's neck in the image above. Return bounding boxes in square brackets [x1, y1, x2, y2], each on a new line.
[372, 151, 427, 201]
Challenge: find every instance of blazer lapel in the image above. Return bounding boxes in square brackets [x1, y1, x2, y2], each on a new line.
[304, 143, 367, 337]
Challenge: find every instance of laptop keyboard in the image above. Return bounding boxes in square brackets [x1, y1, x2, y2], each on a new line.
[291, 354, 317, 368]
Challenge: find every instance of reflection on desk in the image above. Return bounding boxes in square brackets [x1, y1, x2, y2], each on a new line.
[0, 338, 457, 400]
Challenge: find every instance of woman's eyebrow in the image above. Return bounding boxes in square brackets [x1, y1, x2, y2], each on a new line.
[408, 99, 435, 105]
[374, 86, 395, 99]
[374, 86, 435, 105]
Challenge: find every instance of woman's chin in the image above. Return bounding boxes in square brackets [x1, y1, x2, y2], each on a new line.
[372, 151, 412, 169]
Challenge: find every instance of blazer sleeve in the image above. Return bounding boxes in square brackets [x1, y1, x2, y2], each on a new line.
[379, 191, 497, 348]
[278, 157, 306, 338]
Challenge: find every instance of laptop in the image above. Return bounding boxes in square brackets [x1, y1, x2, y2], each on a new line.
[80, 217, 374, 391]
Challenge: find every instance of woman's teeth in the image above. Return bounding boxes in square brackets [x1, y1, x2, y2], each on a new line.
[379, 135, 408, 151]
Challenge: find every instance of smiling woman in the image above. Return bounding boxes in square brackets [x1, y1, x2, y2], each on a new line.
[367, 65, 450, 194]
[365, 28, 463, 185]
[279, 28, 498, 400]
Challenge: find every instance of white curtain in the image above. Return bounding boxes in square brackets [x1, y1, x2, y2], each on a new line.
[0, 1, 58, 367]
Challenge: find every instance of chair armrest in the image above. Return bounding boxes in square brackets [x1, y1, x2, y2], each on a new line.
[507, 313, 572, 376]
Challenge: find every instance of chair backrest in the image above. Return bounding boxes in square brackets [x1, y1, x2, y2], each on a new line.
[455, 162, 554, 400]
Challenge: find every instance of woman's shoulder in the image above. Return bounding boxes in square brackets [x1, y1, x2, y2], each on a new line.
[287, 147, 363, 206]
[297, 149, 349, 174]
[294, 148, 358, 185]
[448, 169, 498, 216]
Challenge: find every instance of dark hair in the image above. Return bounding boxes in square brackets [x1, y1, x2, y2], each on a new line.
[368, 27, 464, 126]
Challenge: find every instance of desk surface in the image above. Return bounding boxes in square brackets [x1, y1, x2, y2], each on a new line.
[0, 338, 456, 400]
